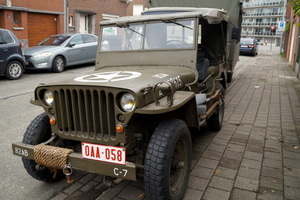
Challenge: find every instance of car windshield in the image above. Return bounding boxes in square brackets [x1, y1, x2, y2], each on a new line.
[241, 39, 254, 44]
[100, 19, 195, 51]
[38, 35, 71, 46]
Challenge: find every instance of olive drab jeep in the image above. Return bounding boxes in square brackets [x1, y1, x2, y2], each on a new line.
[12, 4, 243, 200]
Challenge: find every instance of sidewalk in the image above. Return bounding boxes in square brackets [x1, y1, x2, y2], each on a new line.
[96, 50, 300, 200]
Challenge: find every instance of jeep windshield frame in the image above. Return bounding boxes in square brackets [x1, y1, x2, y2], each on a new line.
[100, 18, 196, 52]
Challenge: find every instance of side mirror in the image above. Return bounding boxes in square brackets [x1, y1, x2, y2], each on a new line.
[70, 42, 76, 47]
[231, 27, 241, 40]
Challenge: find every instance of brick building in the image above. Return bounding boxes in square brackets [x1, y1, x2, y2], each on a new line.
[0, 0, 65, 47]
[67, 0, 148, 36]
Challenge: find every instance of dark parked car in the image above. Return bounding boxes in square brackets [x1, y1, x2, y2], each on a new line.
[0, 28, 25, 80]
[24, 33, 98, 73]
[240, 38, 258, 56]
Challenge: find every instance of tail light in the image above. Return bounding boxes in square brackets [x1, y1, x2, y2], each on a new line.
[19, 43, 23, 48]
[248, 44, 254, 48]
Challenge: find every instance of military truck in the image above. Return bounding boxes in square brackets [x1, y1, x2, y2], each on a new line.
[12, 2, 243, 200]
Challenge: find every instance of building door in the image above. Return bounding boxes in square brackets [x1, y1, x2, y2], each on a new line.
[28, 13, 57, 47]
[79, 14, 88, 33]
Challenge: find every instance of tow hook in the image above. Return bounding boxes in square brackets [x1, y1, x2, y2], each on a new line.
[103, 176, 123, 188]
[63, 163, 74, 183]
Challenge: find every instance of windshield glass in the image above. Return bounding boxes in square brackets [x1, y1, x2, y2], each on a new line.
[38, 36, 70, 46]
[100, 19, 195, 51]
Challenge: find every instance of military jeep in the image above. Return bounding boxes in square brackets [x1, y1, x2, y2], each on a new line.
[12, 8, 241, 200]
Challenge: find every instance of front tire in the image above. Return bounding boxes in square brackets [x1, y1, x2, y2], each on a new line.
[144, 119, 192, 200]
[5, 60, 23, 80]
[22, 113, 64, 182]
[52, 56, 65, 73]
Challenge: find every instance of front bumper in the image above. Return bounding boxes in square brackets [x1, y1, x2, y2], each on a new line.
[12, 142, 137, 181]
[24, 57, 52, 70]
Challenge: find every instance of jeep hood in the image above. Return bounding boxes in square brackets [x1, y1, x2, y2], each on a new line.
[44, 65, 197, 93]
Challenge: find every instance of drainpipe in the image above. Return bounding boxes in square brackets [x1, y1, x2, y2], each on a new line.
[64, 0, 68, 33]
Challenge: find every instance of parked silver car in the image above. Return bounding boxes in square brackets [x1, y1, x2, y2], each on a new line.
[24, 33, 98, 72]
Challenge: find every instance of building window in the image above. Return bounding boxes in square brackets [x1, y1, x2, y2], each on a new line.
[133, 5, 143, 16]
[69, 16, 73, 26]
[13, 11, 21, 26]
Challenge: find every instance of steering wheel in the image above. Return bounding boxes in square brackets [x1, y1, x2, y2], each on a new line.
[161, 40, 187, 48]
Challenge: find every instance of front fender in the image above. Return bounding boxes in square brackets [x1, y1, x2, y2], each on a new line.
[135, 91, 195, 114]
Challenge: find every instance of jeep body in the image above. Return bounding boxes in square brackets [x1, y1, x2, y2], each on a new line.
[12, 7, 241, 200]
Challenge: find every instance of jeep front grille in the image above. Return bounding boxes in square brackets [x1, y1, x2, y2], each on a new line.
[53, 88, 116, 141]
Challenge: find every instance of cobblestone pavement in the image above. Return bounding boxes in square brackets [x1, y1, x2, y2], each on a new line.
[51, 50, 300, 200]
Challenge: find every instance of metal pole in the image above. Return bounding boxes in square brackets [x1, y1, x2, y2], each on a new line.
[270, 34, 273, 51]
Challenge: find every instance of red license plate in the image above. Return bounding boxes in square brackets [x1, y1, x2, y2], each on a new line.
[81, 142, 126, 165]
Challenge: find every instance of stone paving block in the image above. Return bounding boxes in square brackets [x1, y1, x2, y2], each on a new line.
[196, 157, 219, 169]
[202, 187, 230, 200]
[219, 157, 240, 170]
[190, 165, 214, 179]
[264, 151, 282, 161]
[245, 144, 264, 154]
[247, 138, 265, 147]
[202, 149, 223, 161]
[192, 150, 203, 160]
[283, 158, 300, 168]
[50, 193, 68, 200]
[80, 180, 99, 193]
[183, 188, 203, 200]
[284, 175, 300, 189]
[214, 167, 237, 180]
[260, 176, 283, 191]
[262, 158, 282, 169]
[241, 158, 261, 170]
[93, 175, 104, 183]
[207, 143, 227, 153]
[230, 134, 249, 144]
[229, 188, 257, 200]
[96, 180, 131, 200]
[129, 177, 144, 189]
[238, 166, 260, 180]
[226, 143, 245, 153]
[63, 182, 84, 195]
[261, 166, 283, 179]
[187, 176, 209, 191]
[78, 173, 97, 184]
[282, 150, 300, 160]
[211, 138, 230, 146]
[223, 149, 243, 161]
[117, 185, 145, 200]
[284, 166, 300, 178]
[264, 145, 282, 153]
[65, 190, 83, 200]
[257, 187, 284, 200]
[243, 151, 263, 161]
[192, 144, 206, 153]
[234, 176, 259, 191]
[285, 186, 300, 200]
[283, 143, 300, 153]
[209, 176, 234, 191]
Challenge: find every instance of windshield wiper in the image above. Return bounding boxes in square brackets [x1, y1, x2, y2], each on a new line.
[116, 23, 143, 36]
[162, 18, 193, 30]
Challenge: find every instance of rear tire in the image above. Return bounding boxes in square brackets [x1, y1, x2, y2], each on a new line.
[22, 113, 64, 182]
[5, 60, 23, 80]
[52, 56, 65, 73]
[144, 119, 192, 200]
[207, 84, 225, 131]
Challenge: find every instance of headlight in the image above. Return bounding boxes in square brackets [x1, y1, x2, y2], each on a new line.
[44, 90, 54, 106]
[120, 93, 136, 112]
[33, 53, 53, 58]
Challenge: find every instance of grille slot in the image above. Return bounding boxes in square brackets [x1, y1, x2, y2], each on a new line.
[54, 88, 116, 141]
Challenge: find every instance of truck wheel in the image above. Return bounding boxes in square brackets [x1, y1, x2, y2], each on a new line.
[21, 113, 64, 182]
[207, 84, 225, 131]
[52, 56, 65, 73]
[144, 119, 192, 200]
